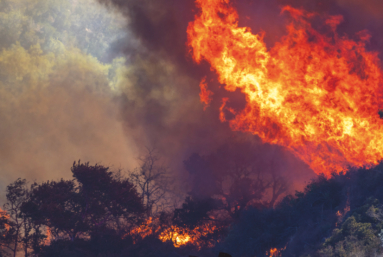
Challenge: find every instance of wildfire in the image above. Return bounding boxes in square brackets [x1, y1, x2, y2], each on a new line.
[44, 227, 52, 246]
[187, 0, 383, 176]
[130, 217, 218, 249]
[336, 197, 350, 226]
[130, 217, 160, 242]
[200, 77, 214, 110]
[268, 246, 285, 257]
[268, 248, 280, 257]
[0, 208, 10, 232]
[159, 223, 218, 248]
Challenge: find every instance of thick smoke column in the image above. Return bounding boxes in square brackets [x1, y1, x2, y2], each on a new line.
[97, 0, 383, 186]
[6, 0, 383, 202]
[96, 0, 319, 195]
[0, 0, 383, 196]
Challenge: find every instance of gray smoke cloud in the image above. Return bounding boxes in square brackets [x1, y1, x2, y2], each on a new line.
[96, 0, 318, 196]
[5, 0, 380, 203]
[96, 0, 383, 195]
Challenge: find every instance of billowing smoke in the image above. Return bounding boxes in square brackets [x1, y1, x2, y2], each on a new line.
[97, 0, 318, 193]
[5, 0, 383, 204]
[0, 0, 138, 198]
[96, 0, 383, 193]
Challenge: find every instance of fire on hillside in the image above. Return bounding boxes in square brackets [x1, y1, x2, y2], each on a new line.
[130, 217, 220, 249]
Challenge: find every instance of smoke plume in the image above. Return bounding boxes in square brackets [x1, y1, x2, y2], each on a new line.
[5, 0, 382, 201]
[96, 0, 383, 191]
[97, 0, 318, 193]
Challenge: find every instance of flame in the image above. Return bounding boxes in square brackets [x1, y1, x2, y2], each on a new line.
[199, 77, 214, 110]
[0, 208, 10, 232]
[187, 0, 383, 176]
[129, 217, 161, 243]
[336, 197, 350, 226]
[268, 247, 285, 257]
[44, 227, 52, 246]
[130, 217, 218, 249]
[158, 223, 218, 249]
[269, 248, 280, 257]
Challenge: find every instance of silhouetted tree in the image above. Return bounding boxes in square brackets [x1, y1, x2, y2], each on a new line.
[1, 179, 45, 257]
[22, 161, 145, 243]
[173, 196, 216, 229]
[184, 142, 288, 221]
[130, 148, 176, 216]
[220, 174, 345, 257]
[0, 208, 13, 256]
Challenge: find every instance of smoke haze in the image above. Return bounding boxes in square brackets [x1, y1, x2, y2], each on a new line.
[97, 0, 318, 192]
[0, 0, 138, 199]
[97, 0, 383, 190]
[5, 0, 383, 201]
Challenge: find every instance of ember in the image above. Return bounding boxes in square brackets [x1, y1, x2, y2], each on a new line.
[268, 247, 285, 257]
[187, 0, 383, 176]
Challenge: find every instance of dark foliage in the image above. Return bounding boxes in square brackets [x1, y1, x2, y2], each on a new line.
[1, 179, 46, 257]
[173, 196, 216, 229]
[218, 164, 383, 257]
[22, 161, 144, 241]
[184, 142, 288, 223]
[17, 161, 145, 256]
[39, 239, 91, 257]
[120, 236, 182, 257]
[4, 160, 383, 257]
[39, 233, 135, 257]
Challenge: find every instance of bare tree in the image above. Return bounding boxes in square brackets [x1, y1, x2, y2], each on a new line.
[217, 158, 271, 219]
[184, 142, 289, 221]
[268, 159, 288, 208]
[130, 148, 175, 216]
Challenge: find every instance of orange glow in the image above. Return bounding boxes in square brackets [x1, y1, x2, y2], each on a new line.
[130, 217, 218, 249]
[44, 227, 52, 246]
[199, 77, 213, 110]
[187, 0, 383, 176]
[158, 223, 218, 249]
[336, 198, 350, 226]
[129, 217, 161, 243]
[0, 208, 10, 232]
[268, 247, 285, 257]
[269, 248, 279, 257]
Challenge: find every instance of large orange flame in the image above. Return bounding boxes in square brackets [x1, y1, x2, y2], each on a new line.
[187, 0, 383, 176]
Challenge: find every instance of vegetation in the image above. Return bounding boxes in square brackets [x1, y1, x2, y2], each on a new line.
[2, 0, 383, 256]
[0, 149, 382, 257]
[1, 151, 383, 257]
[220, 164, 383, 257]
